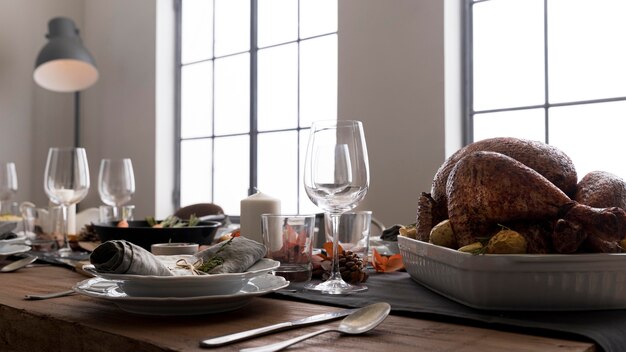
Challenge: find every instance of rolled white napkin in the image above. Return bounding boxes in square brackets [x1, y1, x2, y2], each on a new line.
[90, 240, 174, 276]
[194, 236, 266, 274]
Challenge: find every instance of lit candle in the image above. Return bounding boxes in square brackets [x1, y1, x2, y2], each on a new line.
[240, 191, 281, 243]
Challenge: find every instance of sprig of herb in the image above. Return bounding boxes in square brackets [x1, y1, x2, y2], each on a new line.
[194, 237, 234, 273]
[145, 215, 201, 228]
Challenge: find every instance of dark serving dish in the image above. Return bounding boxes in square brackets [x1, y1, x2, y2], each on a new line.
[92, 220, 221, 251]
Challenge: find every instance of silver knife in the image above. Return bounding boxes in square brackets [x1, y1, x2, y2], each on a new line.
[199, 308, 358, 348]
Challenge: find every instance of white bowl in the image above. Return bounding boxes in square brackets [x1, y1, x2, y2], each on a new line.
[151, 243, 199, 255]
[83, 258, 280, 297]
[399, 235, 626, 311]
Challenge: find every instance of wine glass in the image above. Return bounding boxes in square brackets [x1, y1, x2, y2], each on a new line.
[303, 120, 370, 294]
[98, 158, 135, 220]
[43, 147, 90, 256]
[0, 162, 18, 215]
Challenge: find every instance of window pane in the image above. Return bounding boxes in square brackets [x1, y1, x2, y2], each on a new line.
[214, 53, 250, 135]
[181, 62, 213, 138]
[258, 44, 298, 131]
[213, 135, 249, 215]
[258, 0, 298, 47]
[299, 129, 321, 214]
[300, 0, 338, 39]
[548, 0, 626, 103]
[300, 35, 338, 126]
[181, 0, 213, 64]
[550, 102, 626, 180]
[180, 139, 212, 206]
[214, 0, 250, 56]
[258, 131, 298, 213]
[473, 109, 545, 142]
[473, 0, 544, 111]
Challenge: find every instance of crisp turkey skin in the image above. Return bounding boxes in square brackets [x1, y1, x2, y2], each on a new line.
[416, 137, 577, 241]
[446, 151, 573, 247]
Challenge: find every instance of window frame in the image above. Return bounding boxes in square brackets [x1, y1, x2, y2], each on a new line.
[173, 0, 337, 214]
[463, 0, 626, 146]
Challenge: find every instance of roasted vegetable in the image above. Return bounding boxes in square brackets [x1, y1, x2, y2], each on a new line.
[486, 228, 527, 254]
[429, 219, 456, 248]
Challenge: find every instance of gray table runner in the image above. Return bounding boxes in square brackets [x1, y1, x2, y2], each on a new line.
[273, 271, 626, 352]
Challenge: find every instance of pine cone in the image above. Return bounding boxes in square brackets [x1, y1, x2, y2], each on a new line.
[77, 223, 100, 242]
[312, 250, 368, 284]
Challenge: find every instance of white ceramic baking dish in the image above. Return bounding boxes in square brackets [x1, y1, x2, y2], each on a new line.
[398, 235, 626, 311]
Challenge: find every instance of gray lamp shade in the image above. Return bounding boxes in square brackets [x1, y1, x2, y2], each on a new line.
[33, 17, 99, 92]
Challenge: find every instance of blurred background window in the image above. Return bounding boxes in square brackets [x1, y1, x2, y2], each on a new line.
[466, 0, 626, 180]
[176, 0, 338, 215]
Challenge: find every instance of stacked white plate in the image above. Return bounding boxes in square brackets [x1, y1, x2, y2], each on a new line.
[0, 225, 30, 258]
[77, 258, 288, 315]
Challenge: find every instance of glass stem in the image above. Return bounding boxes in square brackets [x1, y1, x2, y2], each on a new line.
[328, 212, 345, 282]
[60, 204, 71, 251]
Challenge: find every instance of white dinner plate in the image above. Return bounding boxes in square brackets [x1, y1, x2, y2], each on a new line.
[73, 274, 289, 315]
[0, 243, 31, 256]
[83, 258, 281, 297]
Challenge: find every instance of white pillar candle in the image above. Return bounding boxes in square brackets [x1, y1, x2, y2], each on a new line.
[240, 191, 280, 243]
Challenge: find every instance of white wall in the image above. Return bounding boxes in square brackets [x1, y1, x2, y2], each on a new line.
[339, 0, 450, 226]
[0, 1, 459, 228]
[81, 0, 166, 219]
[0, 0, 83, 207]
[0, 0, 171, 219]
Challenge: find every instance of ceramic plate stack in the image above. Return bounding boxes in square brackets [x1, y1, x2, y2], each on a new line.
[399, 235, 626, 311]
[76, 258, 288, 315]
[0, 222, 30, 258]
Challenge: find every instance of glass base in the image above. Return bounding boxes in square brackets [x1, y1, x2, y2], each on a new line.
[55, 247, 74, 258]
[304, 278, 368, 295]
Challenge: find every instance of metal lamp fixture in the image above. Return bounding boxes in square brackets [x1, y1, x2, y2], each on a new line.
[34, 17, 99, 147]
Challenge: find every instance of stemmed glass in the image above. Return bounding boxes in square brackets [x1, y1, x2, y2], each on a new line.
[0, 162, 18, 215]
[303, 120, 370, 294]
[98, 158, 135, 220]
[43, 147, 90, 256]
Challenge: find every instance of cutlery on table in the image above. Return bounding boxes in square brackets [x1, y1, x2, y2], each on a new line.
[0, 256, 37, 273]
[239, 303, 391, 352]
[24, 289, 76, 300]
[199, 308, 358, 348]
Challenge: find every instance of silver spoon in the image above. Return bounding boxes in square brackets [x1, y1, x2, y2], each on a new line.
[0, 256, 37, 273]
[239, 302, 391, 352]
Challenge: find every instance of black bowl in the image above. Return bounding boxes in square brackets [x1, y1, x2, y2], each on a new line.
[92, 220, 221, 251]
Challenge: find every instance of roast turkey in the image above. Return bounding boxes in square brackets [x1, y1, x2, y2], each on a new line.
[416, 137, 626, 253]
[575, 171, 626, 209]
[445, 151, 626, 253]
[416, 137, 578, 241]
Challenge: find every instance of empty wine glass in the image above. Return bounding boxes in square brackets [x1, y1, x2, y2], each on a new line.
[98, 158, 135, 220]
[44, 147, 90, 256]
[303, 120, 370, 294]
[0, 162, 18, 215]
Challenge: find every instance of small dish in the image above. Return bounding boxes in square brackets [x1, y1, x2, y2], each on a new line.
[73, 275, 289, 315]
[0, 232, 27, 245]
[151, 242, 199, 255]
[83, 258, 280, 297]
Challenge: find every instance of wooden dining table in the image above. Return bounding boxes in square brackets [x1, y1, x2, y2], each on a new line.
[0, 260, 595, 352]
